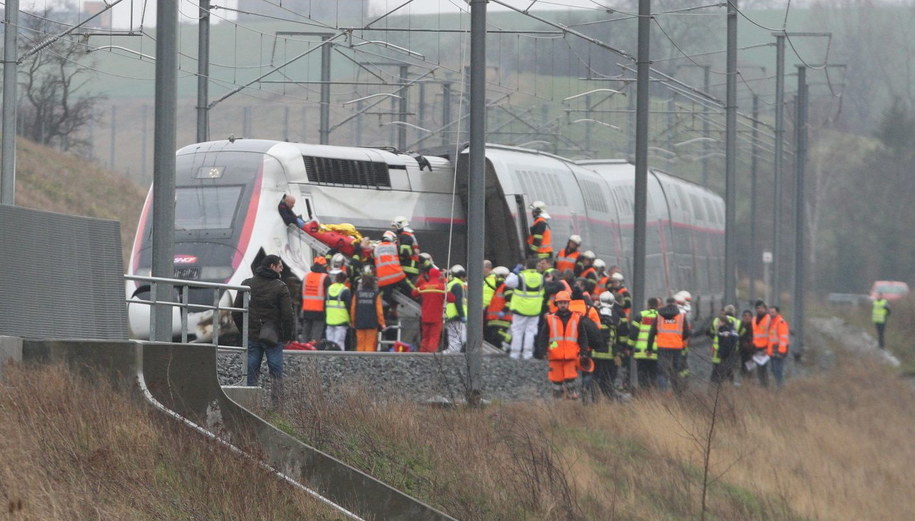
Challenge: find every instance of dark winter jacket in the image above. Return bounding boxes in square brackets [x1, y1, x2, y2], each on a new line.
[233, 266, 295, 342]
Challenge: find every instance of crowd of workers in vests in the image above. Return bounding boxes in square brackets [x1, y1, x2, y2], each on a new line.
[281, 196, 793, 399]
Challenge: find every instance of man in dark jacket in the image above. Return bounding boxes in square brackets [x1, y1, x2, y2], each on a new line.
[233, 255, 295, 402]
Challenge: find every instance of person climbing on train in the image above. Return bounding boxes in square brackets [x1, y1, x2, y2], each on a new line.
[526, 201, 553, 260]
[554, 235, 582, 274]
[391, 216, 421, 281]
[373, 230, 412, 307]
[277, 194, 306, 229]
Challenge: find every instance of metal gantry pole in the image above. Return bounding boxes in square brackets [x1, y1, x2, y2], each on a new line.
[442, 82, 453, 148]
[630, 0, 651, 389]
[196, 0, 210, 143]
[398, 64, 409, 150]
[702, 65, 711, 188]
[466, 0, 487, 406]
[151, 0, 178, 342]
[319, 35, 332, 144]
[772, 33, 786, 306]
[465, 0, 487, 404]
[749, 94, 759, 306]
[724, 0, 738, 306]
[1, 0, 20, 205]
[792, 65, 808, 359]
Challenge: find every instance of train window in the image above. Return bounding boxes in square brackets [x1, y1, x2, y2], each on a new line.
[581, 180, 607, 213]
[302, 156, 392, 188]
[175, 186, 242, 230]
[704, 199, 718, 224]
[689, 194, 706, 221]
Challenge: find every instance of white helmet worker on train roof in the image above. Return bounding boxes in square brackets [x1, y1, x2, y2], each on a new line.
[529, 200, 550, 219]
[391, 216, 410, 230]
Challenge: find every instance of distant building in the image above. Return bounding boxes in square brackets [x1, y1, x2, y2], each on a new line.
[82, 2, 112, 29]
[236, 0, 368, 23]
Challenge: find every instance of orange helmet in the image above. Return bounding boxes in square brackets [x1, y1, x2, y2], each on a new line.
[554, 290, 572, 302]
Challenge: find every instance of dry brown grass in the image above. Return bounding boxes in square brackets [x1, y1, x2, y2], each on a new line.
[275, 355, 915, 521]
[13, 139, 146, 265]
[0, 363, 343, 520]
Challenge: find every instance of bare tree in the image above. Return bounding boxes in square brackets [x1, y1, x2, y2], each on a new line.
[16, 8, 104, 153]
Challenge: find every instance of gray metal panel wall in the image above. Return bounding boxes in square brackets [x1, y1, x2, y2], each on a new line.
[0, 205, 127, 339]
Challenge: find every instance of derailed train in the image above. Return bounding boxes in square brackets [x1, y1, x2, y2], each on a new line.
[126, 139, 724, 340]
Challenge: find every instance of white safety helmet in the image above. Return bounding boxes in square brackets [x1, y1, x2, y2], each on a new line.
[330, 253, 346, 269]
[381, 230, 397, 242]
[450, 264, 466, 277]
[611, 272, 625, 282]
[599, 291, 616, 305]
[391, 216, 409, 230]
[568, 234, 582, 245]
[493, 266, 510, 277]
[675, 290, 692, 302]
[529, 200, 547, 211]
[419, 252, 433, 263]
[582, 250, 596, 260]
[593, 259, 606, 270]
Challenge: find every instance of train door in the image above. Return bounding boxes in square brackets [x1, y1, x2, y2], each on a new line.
[284, 185, 318, 273]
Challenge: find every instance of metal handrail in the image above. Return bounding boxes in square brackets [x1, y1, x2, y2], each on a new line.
[125, 274, 250, 350]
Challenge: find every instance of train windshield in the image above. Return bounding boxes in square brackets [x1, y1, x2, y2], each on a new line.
[175, 185, 243, 231]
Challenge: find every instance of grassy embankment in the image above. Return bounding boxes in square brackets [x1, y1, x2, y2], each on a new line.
[13, 138, 146, 265]
[829, 295, 915, 374]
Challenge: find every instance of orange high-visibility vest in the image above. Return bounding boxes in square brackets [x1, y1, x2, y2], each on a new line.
[546, 312, 581, 361]
[579, 266, 597, 280]
[656, 313, 686, 350]
[527, 216, 552, 256]
[592, 275, 609, 299]
[373, 242, 406, 287]
[555, 248, 580, 273]
[568, 299, 601, 328]
[767, 314, 789, 356]
[486, 284, 513, 324]
[752, 314, 771, 349]
[301, 272, 328, 312]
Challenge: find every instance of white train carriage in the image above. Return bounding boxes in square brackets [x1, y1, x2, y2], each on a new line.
[126, 139, 464, 340]
[126, 139, 725, 340]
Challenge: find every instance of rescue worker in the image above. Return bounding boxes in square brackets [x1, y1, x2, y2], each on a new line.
[324, 271, 351, 350]
[444, 265, 468, 354]
[592, 259, 610, 299]
[374, 230, 412, 307]
[872, 293, 890, 349]
[538, 290, 590, 399]
[505, 257, 545, 360]
[592, 291, 626, 399]
[484, 266, 512, 348]
[630, 297, 660, 391]
[555, 235, 582, 273]
[738, 309, 755, 379]
[526, 201, 553, 260]
[575, 250, 598, 280]
[767, 306, 790, 388]
[609, 272, 632, 318]
[350, 271, 385, 352]
[708, 305, 741, 385]
[412, 267, 446, 353]
[648, 297, 689, 394]
[299, 257, 330, 343]
[673, 290, 694, 381]
[482, 260, 498, 309]
[751, 300, 772, 387]
[392, 216, 421, 281]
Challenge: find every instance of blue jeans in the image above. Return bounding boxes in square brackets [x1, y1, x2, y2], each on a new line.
[247, 338, 283, 386]
[769, 355, 786, 388]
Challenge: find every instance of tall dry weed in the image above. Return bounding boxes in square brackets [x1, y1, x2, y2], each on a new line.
[0, 363, 339, 520]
